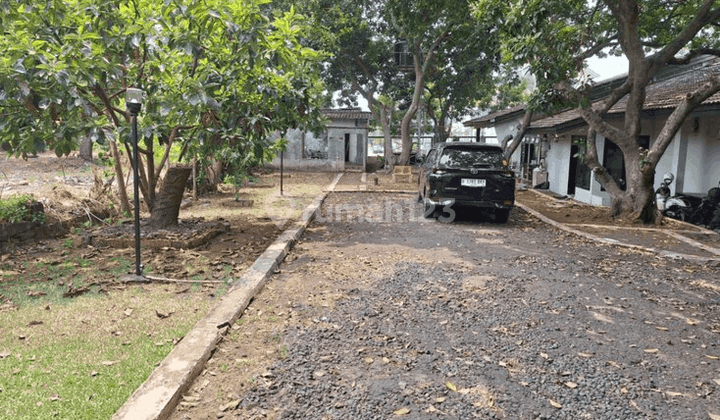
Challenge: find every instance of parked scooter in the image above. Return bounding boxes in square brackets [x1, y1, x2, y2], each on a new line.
[689, 181, 720, 228]
[655, 173, 702, 221]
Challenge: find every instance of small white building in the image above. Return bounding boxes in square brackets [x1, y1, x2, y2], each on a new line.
[269, 108, 372, 171]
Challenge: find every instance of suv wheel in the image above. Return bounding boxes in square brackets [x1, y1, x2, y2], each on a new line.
[423, 197, 436, 219]
[494, 208, 510, 223]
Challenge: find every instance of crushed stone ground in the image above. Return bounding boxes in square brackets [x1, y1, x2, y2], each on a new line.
[169, 192, 720, 420]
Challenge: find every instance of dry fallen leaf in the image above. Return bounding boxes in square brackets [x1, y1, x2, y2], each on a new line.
[644, 348, 660, 354]
[435, 397, 445, 403]
[565, 382, 578, 389]
[577, 352, 593, 358]
[706, 355, 719, 360]
[686, 319, 698, 326]
[426, 406, 439, 413]
[714, 379, 720, 386]
[124, 308, 133, 317]
[591, 312, 614, 323]
[709, 413, 720, 420]
[155, 309, 173, 319]
[655, 326, 668, 331]
[393, 407, 410, 416]
[219, 399, 240, 412]
[363, 357, 374, 365]
[549, 399, 563, 409]
[665, 391, 684, 397]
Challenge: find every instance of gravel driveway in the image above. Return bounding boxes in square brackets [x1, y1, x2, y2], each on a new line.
[169, 192, 720, 420]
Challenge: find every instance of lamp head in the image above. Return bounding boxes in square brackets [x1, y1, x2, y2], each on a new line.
[126, 87, 143, 115]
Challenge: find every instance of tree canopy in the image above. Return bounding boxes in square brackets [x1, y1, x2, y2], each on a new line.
[0, 0, 327, 224]
[279, 0, 501, 167]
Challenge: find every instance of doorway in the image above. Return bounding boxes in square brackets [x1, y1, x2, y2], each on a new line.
[568, 136, 591, 195]
[344, 133, 350, 162]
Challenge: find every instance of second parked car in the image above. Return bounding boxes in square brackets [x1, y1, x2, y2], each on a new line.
[417, 142, 515, 223]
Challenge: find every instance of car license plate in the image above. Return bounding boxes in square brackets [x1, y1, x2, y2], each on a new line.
[461, 178, 486, 187]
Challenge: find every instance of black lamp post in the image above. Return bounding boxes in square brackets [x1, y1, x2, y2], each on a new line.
[126, 87, 144, 277]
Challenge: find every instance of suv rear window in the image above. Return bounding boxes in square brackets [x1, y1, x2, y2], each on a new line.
[439, 147, 504, 168]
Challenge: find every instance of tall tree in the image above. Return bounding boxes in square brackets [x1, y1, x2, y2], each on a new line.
[0, 0, 326, 227]
[279, 0, 412, 170]
[423, 32, 500, 144]
[388, 0, 498, 164]
[475, 0, 720, 223]
[284, 0, 500, 167]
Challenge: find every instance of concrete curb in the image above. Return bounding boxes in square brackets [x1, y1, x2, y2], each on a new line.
[516, 201, 720, 264]
[111, 173, 343, 420]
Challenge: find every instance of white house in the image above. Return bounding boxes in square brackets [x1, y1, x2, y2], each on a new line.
[465, 55, 720, 206]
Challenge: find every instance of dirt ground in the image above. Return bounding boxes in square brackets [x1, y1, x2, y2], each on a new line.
[515, 189, 694, 230]
[0, 151, 335, 303]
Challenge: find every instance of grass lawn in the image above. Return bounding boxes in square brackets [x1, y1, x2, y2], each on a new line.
[0, 283, 214, 420]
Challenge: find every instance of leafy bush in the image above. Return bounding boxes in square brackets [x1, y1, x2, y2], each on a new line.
[0, 194, 44, 224]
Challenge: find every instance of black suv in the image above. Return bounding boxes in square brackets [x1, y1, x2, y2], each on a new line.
[417, 143, 515, 223]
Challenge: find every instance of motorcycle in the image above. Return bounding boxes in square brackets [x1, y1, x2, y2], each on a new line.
[655, 173, 702, 221]
[688, 182, 720, 228]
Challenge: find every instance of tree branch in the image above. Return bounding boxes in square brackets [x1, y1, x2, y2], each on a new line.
[646, 72, 720, 167]
[503, 111, 533, 160]
[154, 125, 194, 180]
[651, 1, 720, 70]
[421, 29, 449, 75]
[583, 127, 624, 201]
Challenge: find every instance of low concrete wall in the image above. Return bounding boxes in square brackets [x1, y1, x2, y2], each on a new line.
[267, 158, 345, 172]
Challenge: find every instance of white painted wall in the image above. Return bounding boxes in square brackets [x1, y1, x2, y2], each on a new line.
[545, 136, 571, 196]
[699, 116, 720, 192]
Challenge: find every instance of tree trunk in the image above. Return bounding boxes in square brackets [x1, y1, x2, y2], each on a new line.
[379, 106, 394, 172]
[503, 111, 533, 160]
[399, 50, 425, 165]
[582, 128, 661, 224]
[79, 136, 93, 161]
[109, 140, 131, 214]
[613, 159, 660, 224]
[147, 165, 192, 229]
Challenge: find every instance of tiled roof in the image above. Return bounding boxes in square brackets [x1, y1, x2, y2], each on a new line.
[463, 104, 526, 128]
[528, 58, 720, 133]
[322, 108, 372, 120]
[609, 59, 720, 112]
